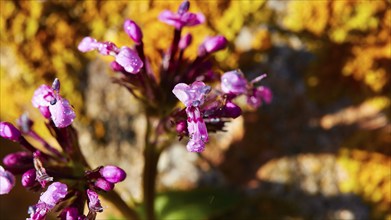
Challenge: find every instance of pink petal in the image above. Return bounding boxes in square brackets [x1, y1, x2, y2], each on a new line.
[32, 85, 55, 108]
[115, 47, 143, 74]
[78, 37, 98, 52]
[49, 98, 76, 128]
[0, 166, 15, 194]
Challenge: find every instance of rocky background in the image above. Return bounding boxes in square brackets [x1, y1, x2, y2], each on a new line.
[1, 1, 390, 219]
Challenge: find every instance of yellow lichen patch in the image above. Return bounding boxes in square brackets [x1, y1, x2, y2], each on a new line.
[284, 0, 390, 94]
[338, 149, 391, 219]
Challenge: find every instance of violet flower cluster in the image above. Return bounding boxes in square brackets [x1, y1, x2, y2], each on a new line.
[0, 79, 126, 220]
[77, 0, 272, 153]
[76, 0, 271, 153]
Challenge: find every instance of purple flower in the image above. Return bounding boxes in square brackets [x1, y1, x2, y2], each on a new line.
[28, 202, 50, 220]
[0, 165, 15, 194]
[173, 81, 211, 152]
[99, 165, 127, 183]
[123, 19, 143, 44]
[199, 35, 228, 55]
[32, 79, 76, 128]
[172, 81, 211, 107]
[32, 85, 56, 108]
[48, 98, 76, 128]
[115, 47, 144, 74]
[221, 70, 272, 108]
[87, 189, 103, 213]
[186, 107, 208, 152]
[247, 86, 273, 108]
[221, 70, 248, 95]
[78, 37, 143, 74]
[27, 182, 67, 220]
[0, 122, 21, 142]
[77, 36, 98, 52]
[39, 182, 68, 207]
[158, 1, 205, 30]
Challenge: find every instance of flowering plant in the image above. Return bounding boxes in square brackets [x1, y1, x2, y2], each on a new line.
[0, 1, 271, 219]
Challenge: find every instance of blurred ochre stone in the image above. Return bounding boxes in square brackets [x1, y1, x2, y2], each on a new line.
[320, 97, 389, 130]
[256, 153, 347, 196]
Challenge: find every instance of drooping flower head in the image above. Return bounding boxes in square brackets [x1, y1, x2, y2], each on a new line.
[32, 79, 76, 128]
[173, 81, 211, 152]
[159, 0, 205, 30]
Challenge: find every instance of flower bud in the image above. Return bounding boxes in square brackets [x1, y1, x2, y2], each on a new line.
[94, 178, 115, 191]
[17, 113, 34, 133]
[3, 151, 34, 174]
[222, 101, 242, 119]
[256, 86, 272, 104]
[99, 165, 126, 183]
[202, 35, 228, 54]
[221, 70, 248, 95]
[52, 78, 61, 91]
[22, 169, 37, 188]
[176, 121, 187, 134]
[123, 19, 143, 44]
[179, 33, 192, 50]
[246, 86, 272, 108]
[178, 0, 190, 15]
[0, 122, 21, 142]
[0, 166, 15, 194]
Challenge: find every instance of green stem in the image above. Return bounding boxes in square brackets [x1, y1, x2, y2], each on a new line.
[143, 114, 160, 220]
[101, 190, 140, 220]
